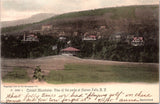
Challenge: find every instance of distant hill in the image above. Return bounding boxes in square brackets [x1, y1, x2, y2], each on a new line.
[1, 13, 55, 27]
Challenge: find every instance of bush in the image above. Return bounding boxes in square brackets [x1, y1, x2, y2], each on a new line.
[33, 66, 45, 81]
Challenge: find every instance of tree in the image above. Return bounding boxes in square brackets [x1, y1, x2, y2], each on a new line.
[33, 66, 45, 81]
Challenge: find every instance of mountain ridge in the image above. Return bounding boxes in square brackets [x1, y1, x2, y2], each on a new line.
[1, 13, 56, 27]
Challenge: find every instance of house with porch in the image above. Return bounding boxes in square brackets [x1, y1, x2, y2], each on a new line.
[131, 37, 144, 46]
[22, 34, 39, 42]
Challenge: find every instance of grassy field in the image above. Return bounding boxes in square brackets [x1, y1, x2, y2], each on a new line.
[46, 64, 159, 84]
[2, 61, 158, 84]
[2, 67, 30, 83]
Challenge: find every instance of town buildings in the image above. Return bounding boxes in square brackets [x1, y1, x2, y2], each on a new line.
[22, 34, 39, 42]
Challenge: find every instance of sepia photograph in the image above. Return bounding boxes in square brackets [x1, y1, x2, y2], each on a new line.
[0, 0, 159, 103]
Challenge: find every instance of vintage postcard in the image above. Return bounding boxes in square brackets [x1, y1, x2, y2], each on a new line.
[0, 0, 159, 103]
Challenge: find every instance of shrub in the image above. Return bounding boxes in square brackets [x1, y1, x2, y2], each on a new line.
[33, 66, 45, 81]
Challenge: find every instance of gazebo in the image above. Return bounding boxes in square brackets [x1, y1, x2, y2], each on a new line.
[60, 47, 80, 56]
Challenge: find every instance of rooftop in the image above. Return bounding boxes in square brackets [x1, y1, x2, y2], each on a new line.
[61, 47, 80, 52]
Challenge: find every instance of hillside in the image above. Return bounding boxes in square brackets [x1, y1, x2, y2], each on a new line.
[1, 5, 159, 63]
[1, 5, 158, 34]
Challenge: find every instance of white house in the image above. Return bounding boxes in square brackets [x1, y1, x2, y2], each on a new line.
[59, 36, 66, 41]
[82, 35, 97, 41]
[131, 37, 144, 46]
[22, 34, 39, 42]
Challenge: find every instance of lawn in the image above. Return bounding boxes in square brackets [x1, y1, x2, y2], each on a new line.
[2, 64, 158, 84]
[46, 64, 159, 84]
[2, 67, 30, 83]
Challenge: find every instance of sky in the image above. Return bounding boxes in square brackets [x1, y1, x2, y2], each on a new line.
[1, 0, 159, 21]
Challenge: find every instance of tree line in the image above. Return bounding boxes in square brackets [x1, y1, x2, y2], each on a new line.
[1, 33, 158, 63]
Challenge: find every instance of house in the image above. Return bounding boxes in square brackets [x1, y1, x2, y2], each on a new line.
[22, 34, 39, 42]
[99, 26, 106, 29]
[60, 47, 80, 56]
[52, 45, 57, 50]
[59, 36, 66, 41]
[82, 35, 96, 41]
[59, 31, 65, 36]
[109, 32, 126, 42]
[131, 37, 144, 46]
[109, 34, 121, 42]
[42, 25, 52, 31]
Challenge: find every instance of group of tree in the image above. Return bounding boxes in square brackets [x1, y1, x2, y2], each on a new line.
[1, 34, 58, 58]
[1, 31, 158, 63]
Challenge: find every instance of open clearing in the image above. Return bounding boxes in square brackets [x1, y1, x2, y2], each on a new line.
[46, 63, 158, 83]
[1, 55, 159, 83]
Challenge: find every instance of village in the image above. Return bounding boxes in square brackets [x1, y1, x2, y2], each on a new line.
[16, 24, 144, 56]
